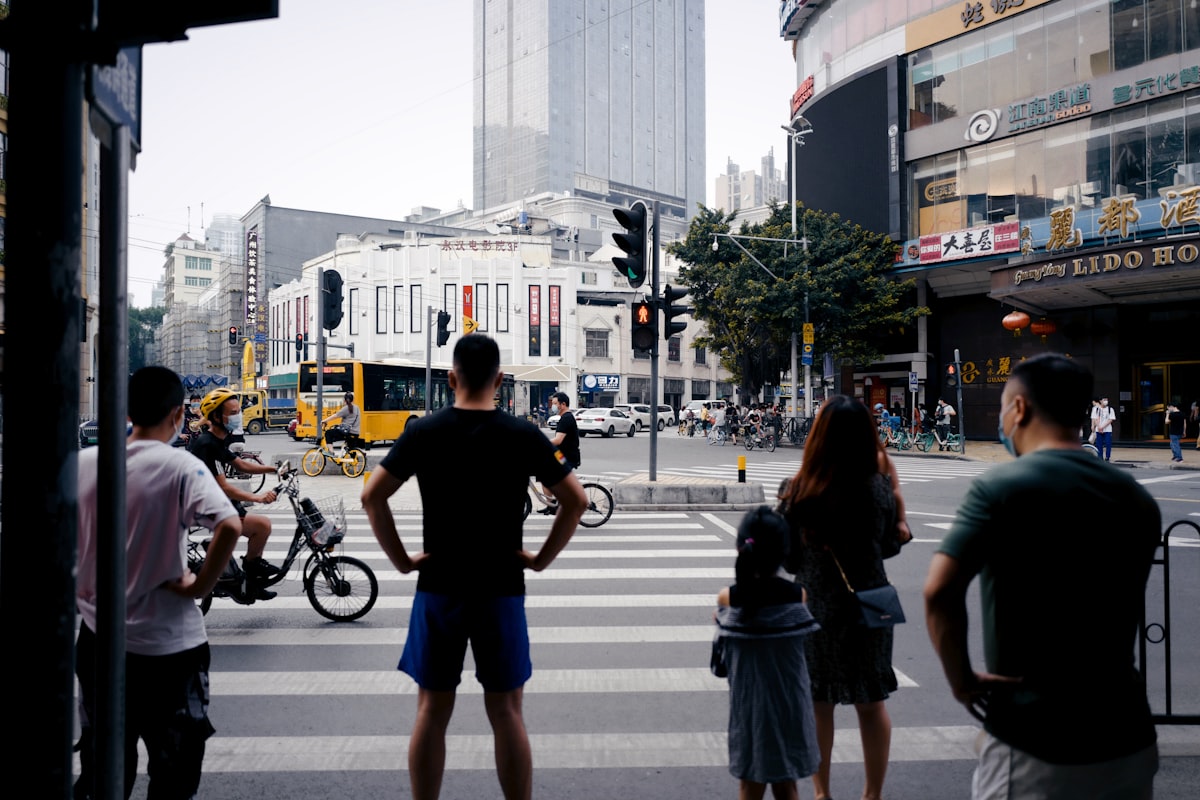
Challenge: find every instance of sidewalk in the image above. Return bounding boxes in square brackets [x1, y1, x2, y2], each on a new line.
[912, 439, 1200, 469]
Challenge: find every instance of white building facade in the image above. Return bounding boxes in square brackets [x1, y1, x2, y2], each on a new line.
[265, 232, 731, 417]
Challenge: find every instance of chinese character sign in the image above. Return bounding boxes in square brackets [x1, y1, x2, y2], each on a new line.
[919, 221, 1020, 263]
[1097, 196, 1140, 239]
[462, 285, 473, 322]
[1046, 207, 1082, 251]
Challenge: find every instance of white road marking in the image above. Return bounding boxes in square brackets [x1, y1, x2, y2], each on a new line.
[203, 593, 719, 612]
[208, 625, 717, 646]
[700, 512, 739, 538]
[92, 725, 993, 774]
[210, 667, 918, 696]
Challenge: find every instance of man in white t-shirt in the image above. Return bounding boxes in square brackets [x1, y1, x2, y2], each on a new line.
[1094, 396, 1117, 461]
[75, 367, 242, 800]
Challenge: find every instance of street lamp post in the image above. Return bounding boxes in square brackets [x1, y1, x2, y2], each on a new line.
[781, 117, 813, 418]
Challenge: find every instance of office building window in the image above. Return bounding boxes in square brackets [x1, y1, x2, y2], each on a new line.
[349, 287, 359, 335]
[667, 336, 681, 362]
[410, 285, 422, 332]
[476, 283, 489, 331]
[376, 286, 388, 334]
[694, 345, 707, 365]
[394, 286, 404, 333]
[585, 329, 609, 358]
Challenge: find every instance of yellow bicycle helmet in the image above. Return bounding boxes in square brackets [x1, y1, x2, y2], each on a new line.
[200, 387, 238, 420]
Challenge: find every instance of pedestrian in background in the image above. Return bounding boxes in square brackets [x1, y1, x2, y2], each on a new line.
[779, 395, 912, 800]
[1094, 396, 1116, 460]
[1166, 402, 1185, 462]
[1191, 400, 1200, 449]
[362, 335, 587, 800]
[75, 367, 243, 800]
[925, 353, 1160, 799]
[715, 507, 821, 800]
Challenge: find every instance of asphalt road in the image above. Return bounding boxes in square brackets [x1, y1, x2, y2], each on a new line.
[111, 431, 1200, 799]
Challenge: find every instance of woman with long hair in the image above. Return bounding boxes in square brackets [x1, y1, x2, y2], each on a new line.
[779, 395, 911, 800]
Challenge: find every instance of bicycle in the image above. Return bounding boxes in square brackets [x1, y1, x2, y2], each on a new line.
[523, 476, 614, 528]
[744, 426, 776, 452]
[915, 428, 963, 453]
[709, 424, 728, 446]
[302, 426, 368, 478]
[187, 463, 379, 621]
[225, 450, 267, 493]
[780, 416, 812, 446]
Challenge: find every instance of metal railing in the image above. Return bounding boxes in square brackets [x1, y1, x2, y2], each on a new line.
[1139, 519, 1200, 725]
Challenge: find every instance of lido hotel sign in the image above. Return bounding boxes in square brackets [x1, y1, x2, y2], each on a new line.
[994, 239, 1200, 296]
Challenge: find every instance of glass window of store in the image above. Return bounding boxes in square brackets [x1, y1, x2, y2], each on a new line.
[1112, 104, 1149, 198]
[986, 21, 1019, 111]
[1148, 97, 1186, 196]
[1077, 0, 1112, 80]
[1045, 123, 1086, 209]
[1112, 0, 1147, 71]
[1185, 94, 1200, 171]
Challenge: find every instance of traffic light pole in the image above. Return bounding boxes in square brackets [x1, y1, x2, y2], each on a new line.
[425, 305, 433, 412]
[649, 201, 661, 482]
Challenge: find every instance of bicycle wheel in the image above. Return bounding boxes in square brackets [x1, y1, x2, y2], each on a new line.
[744, 434, 755, 451]
[341, 448, 367, 478]
[915, 433, 930, 452]
[579, 482, 614, 528]
[225, 454, 267, 493]
[305, 555, 379, 622]
[522, 493, 533, 521]
[302, 449, 326, 477]
[766, 434, 776, 452]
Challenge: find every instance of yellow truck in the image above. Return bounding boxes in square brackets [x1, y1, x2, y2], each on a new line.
[238, 390, 297, 435]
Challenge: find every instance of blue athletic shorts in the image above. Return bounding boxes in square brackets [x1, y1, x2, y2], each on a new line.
[399, 591, 532, 693]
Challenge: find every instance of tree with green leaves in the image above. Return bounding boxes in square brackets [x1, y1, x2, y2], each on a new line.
[128, 306, 165, 374]
[669, 204, 927, 403]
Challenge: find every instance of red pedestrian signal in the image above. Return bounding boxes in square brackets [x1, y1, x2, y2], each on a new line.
[228, 326, 239, 345]
[631, 300, 655, 356]
[945, 363, 959, 389]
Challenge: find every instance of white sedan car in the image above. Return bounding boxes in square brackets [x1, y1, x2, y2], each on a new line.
[575, 408, 636, 438]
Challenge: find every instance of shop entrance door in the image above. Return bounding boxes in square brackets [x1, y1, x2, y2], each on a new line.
[1135, 361, 1200, 441]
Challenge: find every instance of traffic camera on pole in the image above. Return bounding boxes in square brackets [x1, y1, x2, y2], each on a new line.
[436, 310, 452, 347]
[662, 284, 689, 341]
[945, 363, 959, 389]
[322, 270, 344, 330]
[631, 300, 656, 356]
[612, 201, 649, 289]
[228, 326, 238, 345]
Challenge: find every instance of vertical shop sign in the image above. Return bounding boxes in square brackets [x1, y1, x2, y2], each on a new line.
[548, 285, 561, 357]
[245, 230, 267, 363]
[528, 285, 541, 357]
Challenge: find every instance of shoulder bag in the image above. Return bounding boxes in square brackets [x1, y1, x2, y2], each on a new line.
[829, 550, 906, 628]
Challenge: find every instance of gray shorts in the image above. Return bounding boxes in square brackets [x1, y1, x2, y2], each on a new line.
[972, 731, 1157, 800]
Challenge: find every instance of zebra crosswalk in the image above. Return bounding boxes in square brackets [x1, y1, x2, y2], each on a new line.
[104, 509, 987, 797]
[595, 457, 993, 495]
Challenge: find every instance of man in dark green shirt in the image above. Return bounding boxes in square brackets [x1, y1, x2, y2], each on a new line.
[924, 353, 1160, 799]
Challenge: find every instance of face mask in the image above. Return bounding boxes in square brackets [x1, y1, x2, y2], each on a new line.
[190, 403, 200, 413]
[997, 402, 1017, 457]
[550, 403, 559, 414]
[225, 412, 243, 433]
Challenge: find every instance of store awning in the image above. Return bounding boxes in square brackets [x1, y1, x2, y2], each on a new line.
[503, 364, 573, 383]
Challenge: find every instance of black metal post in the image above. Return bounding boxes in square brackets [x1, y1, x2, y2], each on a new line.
[0, 5, 89, 793]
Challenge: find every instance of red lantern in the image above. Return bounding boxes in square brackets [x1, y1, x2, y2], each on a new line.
[1030, 317, 1057, 343]
[1002, 310, 1031, 337]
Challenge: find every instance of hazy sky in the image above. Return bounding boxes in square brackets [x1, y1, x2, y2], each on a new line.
[127, 1, 797, 306]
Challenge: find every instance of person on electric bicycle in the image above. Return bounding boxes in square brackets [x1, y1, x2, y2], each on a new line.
[191, 388, 281, 601]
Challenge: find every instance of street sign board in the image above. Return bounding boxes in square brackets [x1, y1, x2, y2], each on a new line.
[802, 342, 814, 366]
[87, 46, 143, 155]
[463, 316, 479, 335]
[909, 371, 919, 392]
[802, 322, 814, 344]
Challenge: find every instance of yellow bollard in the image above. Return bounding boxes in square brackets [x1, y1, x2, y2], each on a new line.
[737, 455, 746, 483]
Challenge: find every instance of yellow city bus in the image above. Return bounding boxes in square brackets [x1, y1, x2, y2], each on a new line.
[294, 359, 516, 445]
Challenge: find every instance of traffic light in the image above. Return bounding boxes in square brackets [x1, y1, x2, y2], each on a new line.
[322, 270, 344, 330]
[631, 300, 656, 356]
[228, 326, 238, 345]
[662, 284, 689, 341]
[612, 201, 648, 289]
[436, 310, 451, 347]
[945, 363, 959, 389]
[295, 332, 305, 357]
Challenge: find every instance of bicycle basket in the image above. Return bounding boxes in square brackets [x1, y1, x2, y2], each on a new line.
[299, 496, 346, 548]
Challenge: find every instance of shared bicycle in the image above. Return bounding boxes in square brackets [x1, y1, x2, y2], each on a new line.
[224, 450, 268, 492]
[914, 429, 964, 453]
[302, 426, 368, 478]
[187, 463, 379, 621]
[523, 476, 614, 528]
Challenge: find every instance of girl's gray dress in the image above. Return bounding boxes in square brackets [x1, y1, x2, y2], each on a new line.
[716, 579, 821, 784]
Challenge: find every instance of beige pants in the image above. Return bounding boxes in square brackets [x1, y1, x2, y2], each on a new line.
[972, 732, 1157, 800]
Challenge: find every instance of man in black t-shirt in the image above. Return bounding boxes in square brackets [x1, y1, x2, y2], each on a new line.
[362, 335, 587, 800]
[549, 391, 580, 468]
